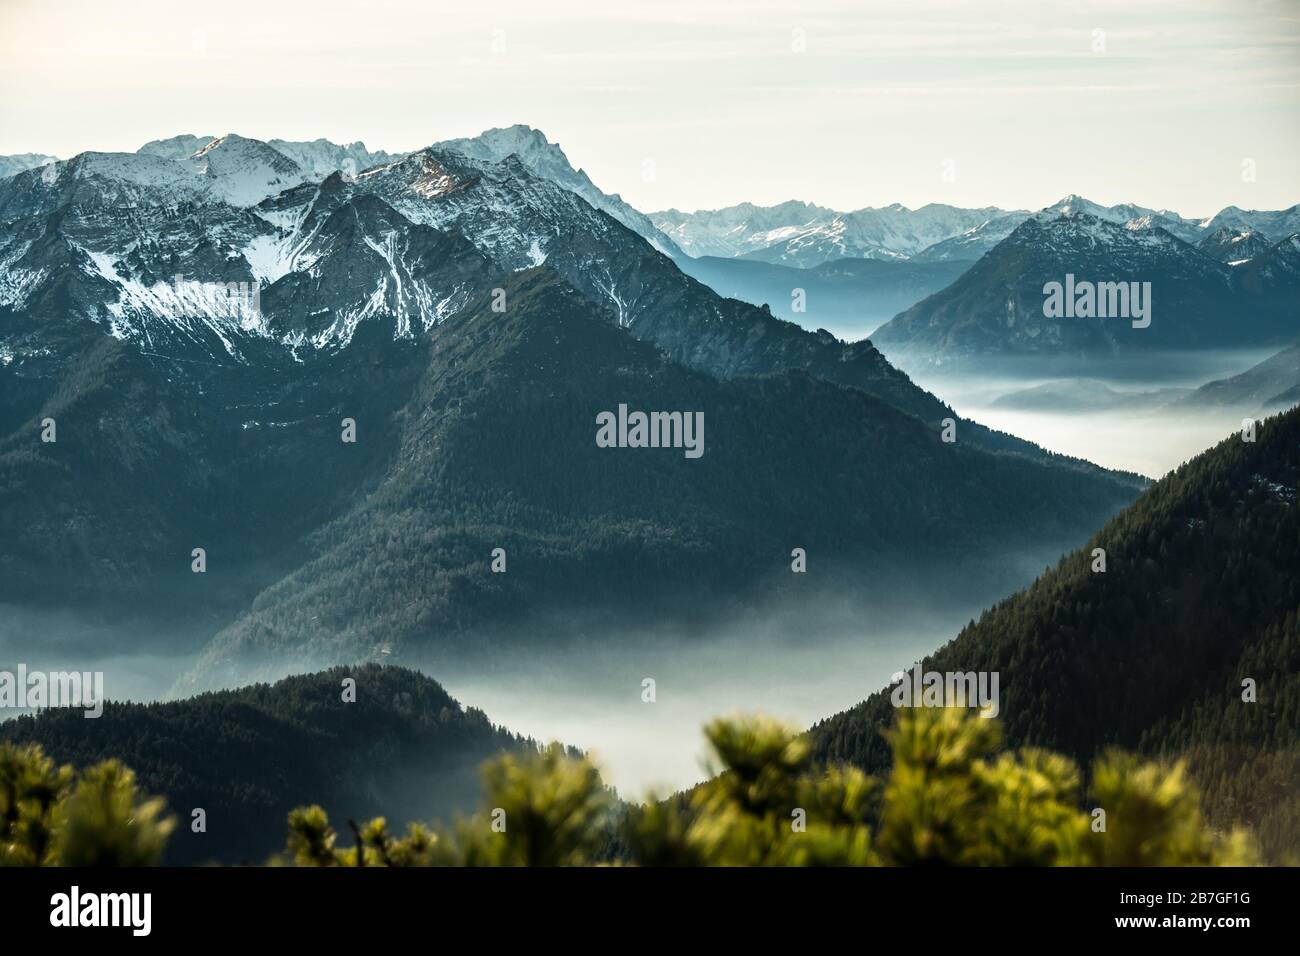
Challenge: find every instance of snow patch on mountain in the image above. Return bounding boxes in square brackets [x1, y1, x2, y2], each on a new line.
[0, 244, 44, 308]
[83, 249, 268, 359]
[527, 237, 547, 266]
[241, 233, 297, 284]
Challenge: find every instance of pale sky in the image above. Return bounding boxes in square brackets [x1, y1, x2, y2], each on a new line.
[1, 0, 1297, 216]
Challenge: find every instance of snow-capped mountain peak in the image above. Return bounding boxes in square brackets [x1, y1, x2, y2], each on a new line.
[137, 134, 217, 161]
[5, 126, 1296, 374]
[1197, 226, 1275, 265]
[386, 149, 475, 200]
[1037, 195, 1203, 243]
[183, 134, 310, 206]
[0, 152, 59, 180]
[432, 124, 682, 256]
[1043, 194, 1107, 217]
[1200, 204, 1300, 245]
[17, 150, 212, 204]
[267, 138, 404, 179]
[651, 200, 1027, 266]
[443, 124, 552, 162]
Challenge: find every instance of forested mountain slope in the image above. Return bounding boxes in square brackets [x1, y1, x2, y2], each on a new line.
[0, 665, 534, 864]
[178, 270, 1143, 690]
[812, 407, 1300, 859]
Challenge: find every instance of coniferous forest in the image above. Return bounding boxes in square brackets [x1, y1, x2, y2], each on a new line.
[3, 410, 1296, 866]
[1, 3, 1298, 943]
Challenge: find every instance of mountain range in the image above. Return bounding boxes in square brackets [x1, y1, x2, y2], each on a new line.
[176, 269, 1140, 690]
[0, 127, 1138, 459]
[0, 126, 1145, 694]
[871, 214, 1300, 365]
[1, 124, 1297, 865]
[650, 193, 1300, 269]
[652, 200, 1024, 266]
[10, 134, 1297, 277]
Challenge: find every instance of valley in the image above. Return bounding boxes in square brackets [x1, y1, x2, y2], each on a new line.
[0, 121, 1295, 867]
[894, 349, 1286, 477]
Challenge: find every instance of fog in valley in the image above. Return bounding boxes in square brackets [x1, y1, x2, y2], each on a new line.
[959, 407, 1247, 479]
[6, 345, 1285, 800]
[421, 549, 1072, 799]
[437, 603, 972, 798]
[1, 548, 1071, 802]
[891, 349, 1285, 477]
[8, 345, 1275, 798]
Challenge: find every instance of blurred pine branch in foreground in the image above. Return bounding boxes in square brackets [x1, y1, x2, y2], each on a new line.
[0, 705, 1258, 867]
[283, 706, 1258, 867]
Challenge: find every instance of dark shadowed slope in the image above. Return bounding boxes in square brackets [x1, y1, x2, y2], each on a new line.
[0, 664, 536, 864]
[812, 406, 1300, 859]
[1175, 341, 1300, 414]
[873, 215, 1299, 366]
[180, 270, 1142, 691]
